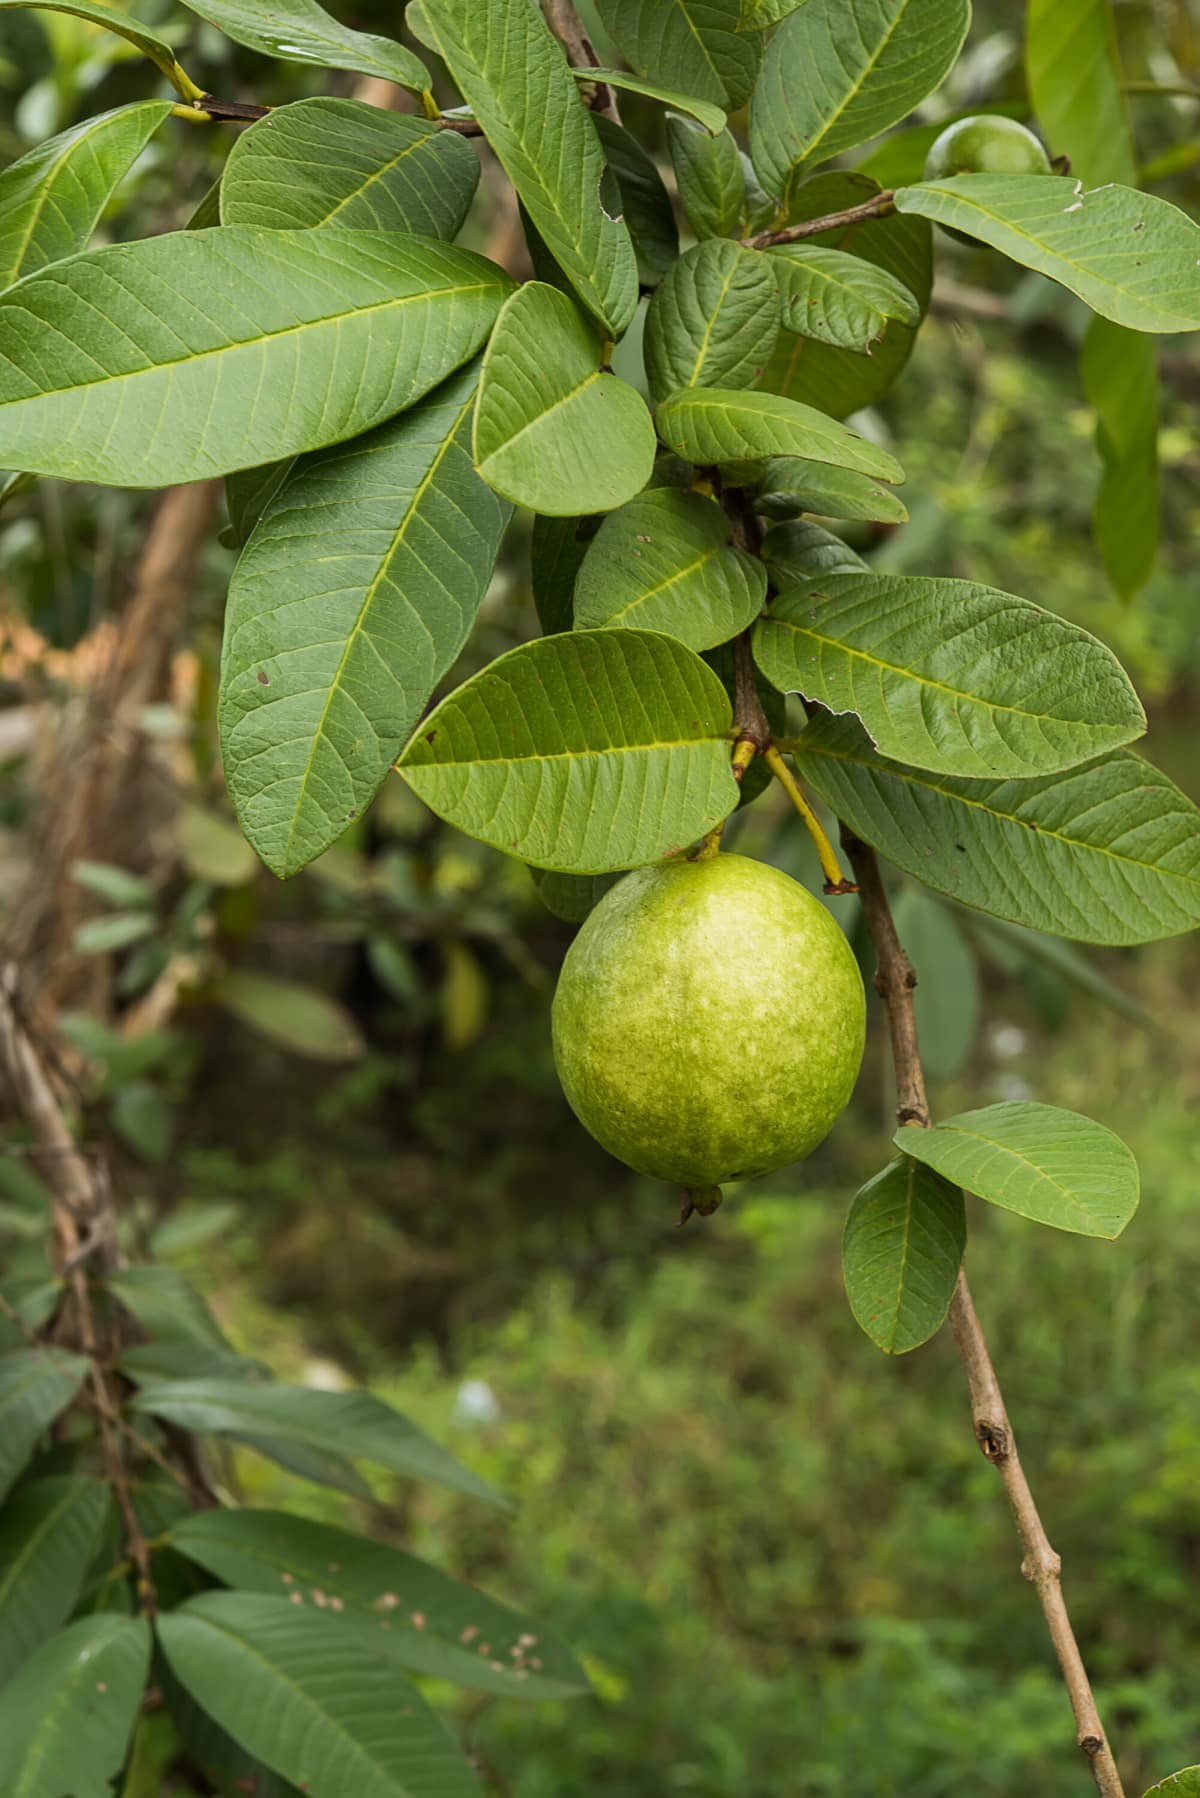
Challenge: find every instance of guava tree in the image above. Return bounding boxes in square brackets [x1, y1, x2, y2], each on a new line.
[0, 0, 1196, 1793]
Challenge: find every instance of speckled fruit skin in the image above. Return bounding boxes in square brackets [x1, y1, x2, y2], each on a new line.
[923, 115, 1052, 182]
[551, 854, 866, 1189]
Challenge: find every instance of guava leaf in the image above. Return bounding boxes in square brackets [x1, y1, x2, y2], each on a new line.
[843, 1157, 965, 1353]
[0, 1613, 151, 1798]
[0, 101, 170, 289]
[753, 458, 909, 523]
[0, 1347, 89, 1502]
[220, 360, 511, 876]
[761, 522, 867, 580]
[175, 0, 431, 94]
[1081, 317, 1160, 599]
[574, 488, 766, 649]
[0, 0, 189, 93]
[768, 245, 920, 353]
[474, 283, 655, 515]
[644, 240, 780, 406]
[896, 1101, 1139, 1238]
[570, 67, 725, 134]
[220, 99, 479, 238]
[0, 1478, 108, 1684]
[169, 1509, 588, 1700]
[666, 116, 745, 241]
[0, 229, 512, 487]
[893, 177, 1200, 331]
[749, 0, 970, 203]
[656, 388, 904, 482]
[1143, 1772, 1200, 1796]
[397, 631, 739, 874]
[530, 514, 595, 635]
[157, 1593, 479, 1798]
[595, 117, 678, 287]
[753, 572, 1146, 778]
[792, 714, 1200, 945]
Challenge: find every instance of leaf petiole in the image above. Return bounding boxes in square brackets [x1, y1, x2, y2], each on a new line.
[764, 745, 856, 894]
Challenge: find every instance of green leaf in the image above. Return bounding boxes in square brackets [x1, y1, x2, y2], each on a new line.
[749, 0, 970, 203]
[757, 172, 932, 419]
[157, 1592, 479, 1798]
[762, 520, 867, 578]
[574, 488, 766, 649]
[842, 1157, 965, 1353]
[398, 631, 738, 874]
[0, 100, 170, 289]
[178, 804, 260, 887]
[753, 571, 1146, 778]
[1143, 1773, 1200, 1796]
[70, 858, 155, 908]
[233, 1435, 376, 1501]
[128, 1377, 505, 1509]
[593, 0, 762, 110]
[892, 888, 980, 1080]
[893, 178, 1200, 332]
[965, 912, 1150, 1028]
[106, 1265, 233, 1354]
[753, 458, 909, 522]
[0, 1613, 150, 1798]
[220, 361, 511, 878]
[220, 99, 479, 239]
[595, 117, 678, 287]
[0, 1347, 89, 1502]
[530, 514, 594, 634]
[644, 240, 780, 406]
[0, 1477, 108, 1684]
[896, 1101, 1139, 1238]
[666, 115, 745, 242]
[569, 66, 725, 134]
[163, 1666, 304, 1798]
[1026, 0, 1135, 190]
[792, 713, 1200, 945]
[1081, 317, 1160, 599]
[216, 972, 365, 1062]
[0, 0, 195, 96]
[473, 283, 655, 515]
[0, 229, 512, 488]
[531, 869, 620, 922]
[224, 459, 295, 551]
[175, 0, 430, 95]
[739, 0, 807, 23]
[655, 388, 904, 482]
[768, 245, 919, 352]
[72, 911, 156, 955]
[169, 1509, 589, 1701]
[419, 0, 637, 335]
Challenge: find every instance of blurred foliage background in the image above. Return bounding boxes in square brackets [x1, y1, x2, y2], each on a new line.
[0, 0, 1197, 1793]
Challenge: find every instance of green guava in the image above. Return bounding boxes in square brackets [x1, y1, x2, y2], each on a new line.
[551, 853, 866, 1193]
[923, 116, 1053, 245]
[923, 115, 1052, 181]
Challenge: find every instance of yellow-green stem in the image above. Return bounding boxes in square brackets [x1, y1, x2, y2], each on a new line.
[763, 746, 855, 894]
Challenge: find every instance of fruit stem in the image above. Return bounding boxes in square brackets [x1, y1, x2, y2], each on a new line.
[764, 747, 857, 896]
[691, 738, 759, 860]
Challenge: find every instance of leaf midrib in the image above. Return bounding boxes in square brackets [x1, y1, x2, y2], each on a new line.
[410, 734, 727, 772]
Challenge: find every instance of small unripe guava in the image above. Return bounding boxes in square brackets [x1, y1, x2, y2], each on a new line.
[551, 854, 866, 1191]
[923, 115, 1052, 182]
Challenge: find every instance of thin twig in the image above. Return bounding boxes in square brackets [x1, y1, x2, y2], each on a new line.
[764, 748, 854, 894]
[839, 828, 1127, 1798]
[743, 191, 897, 252]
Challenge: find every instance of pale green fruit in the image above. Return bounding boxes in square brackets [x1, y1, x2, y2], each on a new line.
[552, 853, 866, 1191]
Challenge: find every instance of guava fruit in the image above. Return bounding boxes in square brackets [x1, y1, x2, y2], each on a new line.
[551, 853, 865, 1194]
[923, 115, 1052, 182]
[923, 116, 1052, 245]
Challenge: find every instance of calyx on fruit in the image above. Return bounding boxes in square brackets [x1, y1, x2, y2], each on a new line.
[551, 853, 866, 1199]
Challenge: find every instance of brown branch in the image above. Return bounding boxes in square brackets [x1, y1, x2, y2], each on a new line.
[743, 191, 897, 252]
[542, 0, 621, 120]
[838, 829, 1127, 1798]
